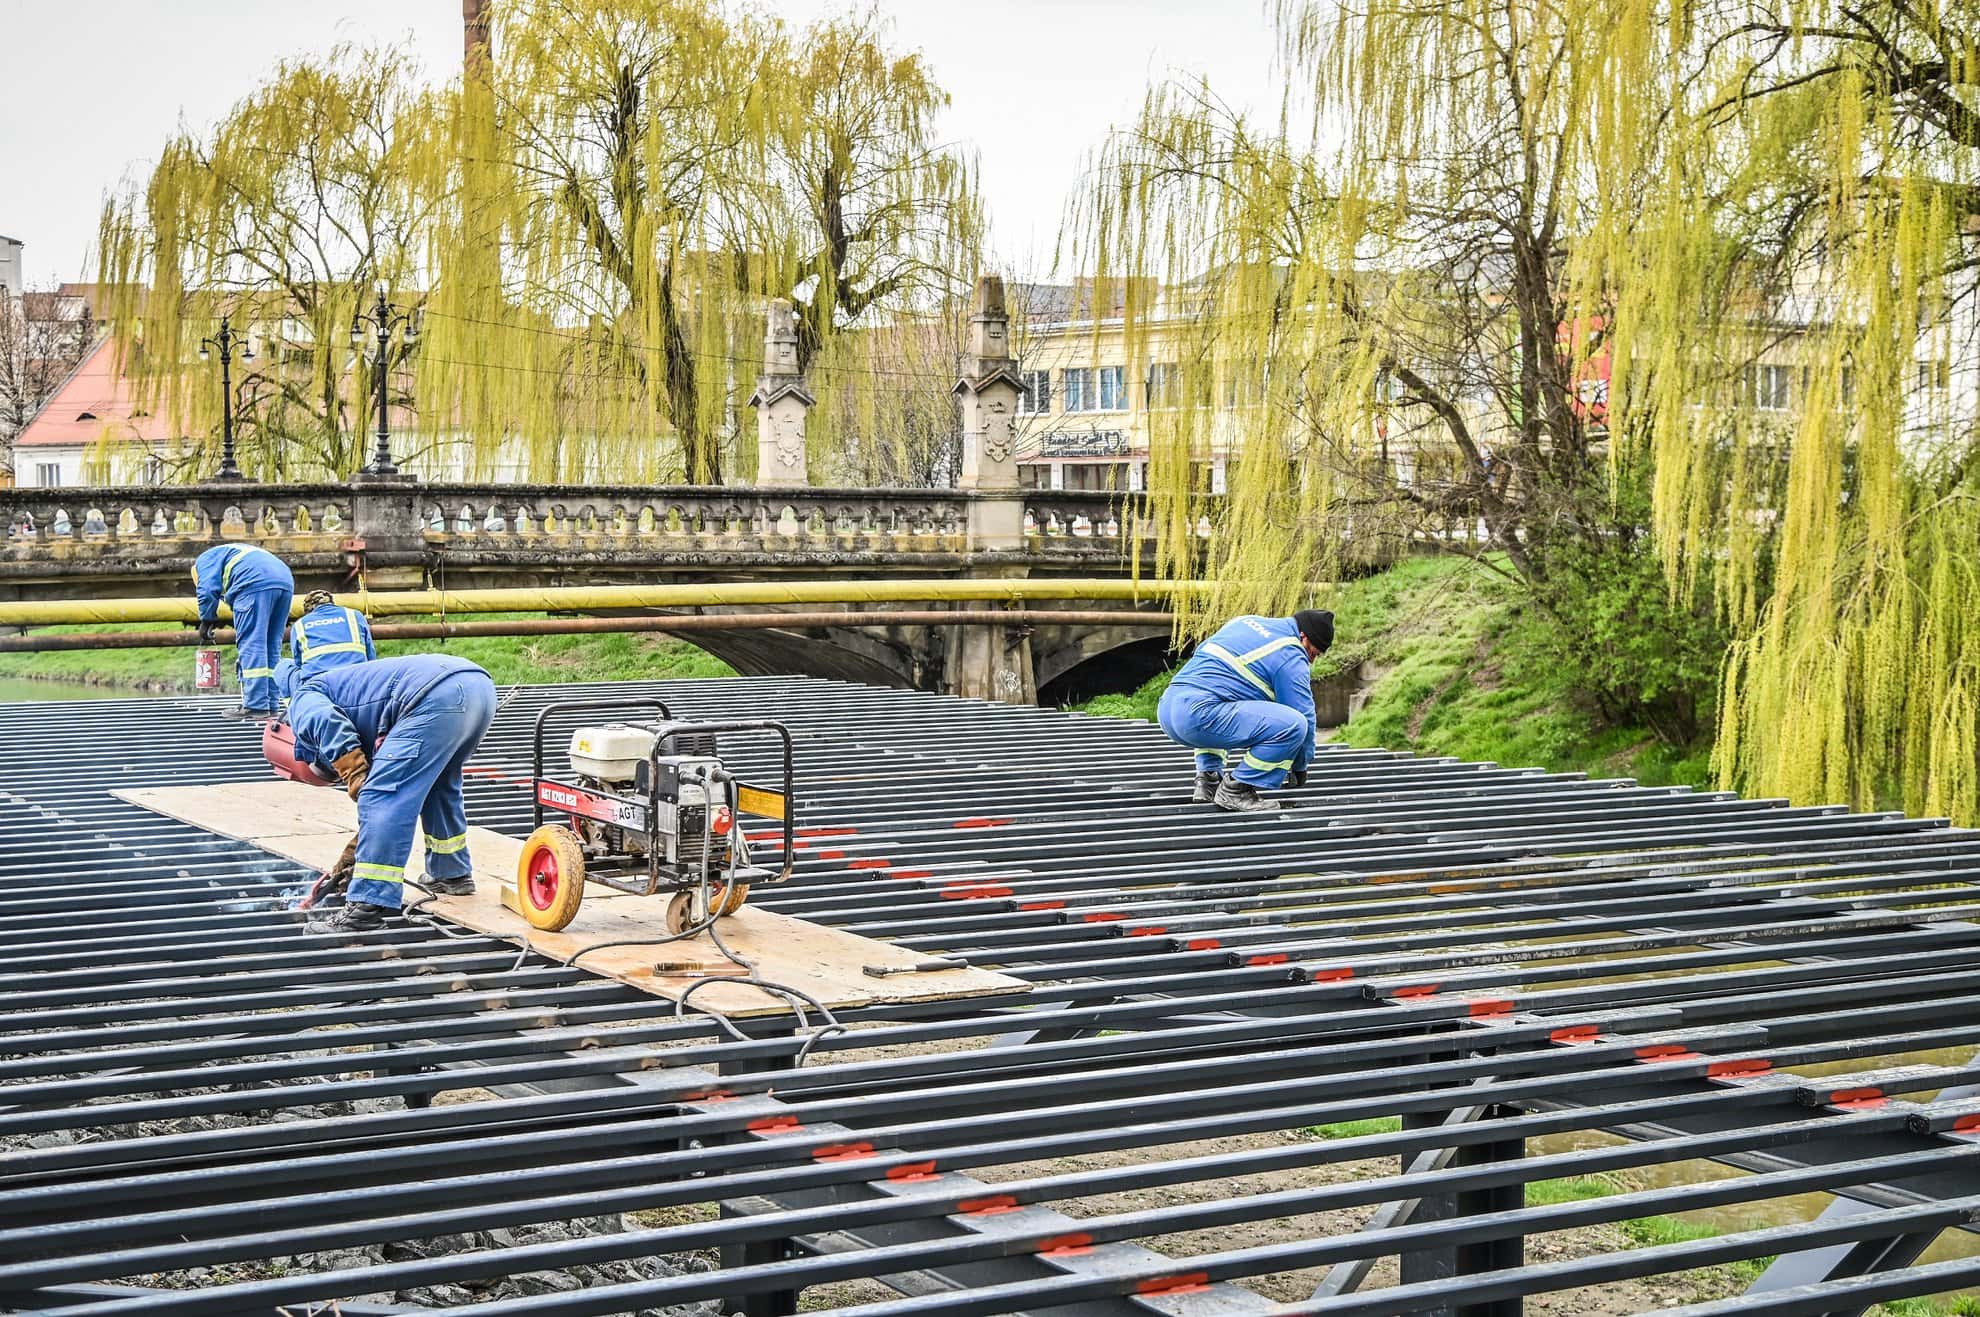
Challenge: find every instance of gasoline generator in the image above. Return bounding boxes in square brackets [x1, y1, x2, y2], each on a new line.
[515, 699, 795, 935]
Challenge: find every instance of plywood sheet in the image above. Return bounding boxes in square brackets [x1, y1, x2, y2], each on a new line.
[116, 781, 1027, 1017]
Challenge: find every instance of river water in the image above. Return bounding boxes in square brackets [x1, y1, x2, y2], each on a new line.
[0, 677, 140, 702]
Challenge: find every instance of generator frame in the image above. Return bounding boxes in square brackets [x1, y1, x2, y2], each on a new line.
[527, 699, 797, 901]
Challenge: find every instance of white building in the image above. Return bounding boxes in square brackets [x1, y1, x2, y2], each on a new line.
[0, 236, 22, 302]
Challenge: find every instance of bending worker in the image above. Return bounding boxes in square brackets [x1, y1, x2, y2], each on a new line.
[276, 591, 377, 701]
[190, 543, 294, 720]
[1158, 610, 1334, 813]
[288, 653, 498, 933]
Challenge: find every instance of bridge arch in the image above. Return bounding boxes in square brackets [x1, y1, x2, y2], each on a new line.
[637, 608, 1177, 707]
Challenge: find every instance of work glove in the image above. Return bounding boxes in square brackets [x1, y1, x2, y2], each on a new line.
[301, 837, 358, 909]
[196, 617, 217, 645]
[332, 747, 371, 801]
[1288, 768, 1308, 788]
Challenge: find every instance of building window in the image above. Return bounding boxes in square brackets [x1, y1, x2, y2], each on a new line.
[141, 456, 167, 486]
[1065, 462, 1127, 492]
[1917, 359, 1950, 393]
[1147, 363, 1180, 407]
[1062, 367, 1095, 413]
[35, 463, 61, 488]
[1096, 365, 1126, 411]
[1224, 358, 1268, 408]
[1018, 370, 1051, 415]
[1744, 363, 1792, 411]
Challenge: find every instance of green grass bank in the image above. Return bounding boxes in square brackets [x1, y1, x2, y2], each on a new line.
[0, 618, 735, 692]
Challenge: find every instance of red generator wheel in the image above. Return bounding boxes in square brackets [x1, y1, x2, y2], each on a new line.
[517, 825, 586, 931]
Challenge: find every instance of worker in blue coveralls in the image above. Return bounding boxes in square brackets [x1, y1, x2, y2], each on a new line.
[274, 590, 377, 702]
[274, 591, 376, 704]
[1157, 610, 1334, 814]
[190, 543, 294, 720]
[287, 654, 498, 934]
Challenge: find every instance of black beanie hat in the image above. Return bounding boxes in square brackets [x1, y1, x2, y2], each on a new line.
[1294, 609, 1334, 652]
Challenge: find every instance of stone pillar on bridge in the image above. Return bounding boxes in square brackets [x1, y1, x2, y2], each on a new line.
[749, 299, 814, 488]
[346, 478, 427, 590]
[954, 276, 1024, 538]
[948, 275, 1036, 706]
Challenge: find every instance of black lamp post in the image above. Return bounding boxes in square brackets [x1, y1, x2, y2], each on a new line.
[197, 316, 252, 482]
[350, 283, 420, 477]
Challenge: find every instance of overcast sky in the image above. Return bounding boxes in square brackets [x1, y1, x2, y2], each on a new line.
[0, 0, 1280, 288]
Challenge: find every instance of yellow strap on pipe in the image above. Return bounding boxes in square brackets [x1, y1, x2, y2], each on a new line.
[0, 578, 1219, 628]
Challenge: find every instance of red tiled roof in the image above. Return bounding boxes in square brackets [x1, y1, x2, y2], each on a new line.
[14, 336, 180, 448]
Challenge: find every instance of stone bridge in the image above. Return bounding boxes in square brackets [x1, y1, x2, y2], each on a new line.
[0, 479, 1203, 704]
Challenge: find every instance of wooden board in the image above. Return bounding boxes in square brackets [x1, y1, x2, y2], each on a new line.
[116, 781, 1028, 1017]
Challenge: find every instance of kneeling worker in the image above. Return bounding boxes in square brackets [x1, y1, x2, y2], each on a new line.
[1158, 609, 1333, 813]
[288, 654, 499, 933]
[191, 543, 294, 719]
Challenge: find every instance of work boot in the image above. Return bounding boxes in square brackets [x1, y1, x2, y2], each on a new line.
[1212, 779, 1286, 814]
[420, 874, 476, 897]
[304, 900, 392, 935]
[1191, 770, 1223, 804]
[221, 706, 277, 723]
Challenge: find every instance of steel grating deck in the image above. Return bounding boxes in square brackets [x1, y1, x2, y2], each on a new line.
[2, 676, 1980, 1316]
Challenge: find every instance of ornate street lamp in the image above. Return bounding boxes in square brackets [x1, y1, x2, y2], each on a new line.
[350, 282, 420, 477]
[197, 316, 254, 482]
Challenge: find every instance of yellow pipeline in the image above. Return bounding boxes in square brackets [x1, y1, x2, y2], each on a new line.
[0, 578, 1216, 628]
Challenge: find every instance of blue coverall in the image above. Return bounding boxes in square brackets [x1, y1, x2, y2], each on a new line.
[293, 603, 377, 683]
[272, 657, 298, 704]
[191, 544, 294, 712]
[289, 655, 498, 910]
[274, 606, 376, 701]
[1157, 615, 1317, 789]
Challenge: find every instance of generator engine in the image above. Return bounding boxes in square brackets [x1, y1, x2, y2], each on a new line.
[565, 722, 737, 873]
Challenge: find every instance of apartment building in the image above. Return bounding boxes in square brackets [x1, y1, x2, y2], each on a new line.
[1010, 281, 1192, 494]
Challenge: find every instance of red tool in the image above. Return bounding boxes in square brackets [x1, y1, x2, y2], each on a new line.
[262, 721, 349, 909]
[262, 720, 337, 787]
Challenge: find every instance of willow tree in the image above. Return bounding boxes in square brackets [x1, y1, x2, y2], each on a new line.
[98, 47, 441, 478]
[416, 0, 978, 484]
[1076, 4, 1724, 744]
[99, 1, 977, 486]
[765, 11, 981, 370]
[1621, 3, 1980, 821]
[806, 302, 968, 487]
[1083, 0, 1980, 817]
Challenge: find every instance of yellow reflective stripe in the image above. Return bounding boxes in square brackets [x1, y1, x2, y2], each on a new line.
[241, 667, 278, 678]
[218, 544, 272, 594]
[302, 641, 368, 659]
[1234, 635, 1304, 665]
[1199, 643, 1276, 697]
[426, 833, 469, 855]
[353, 863, 404, 884]
[1243, 752, 1293, 771]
